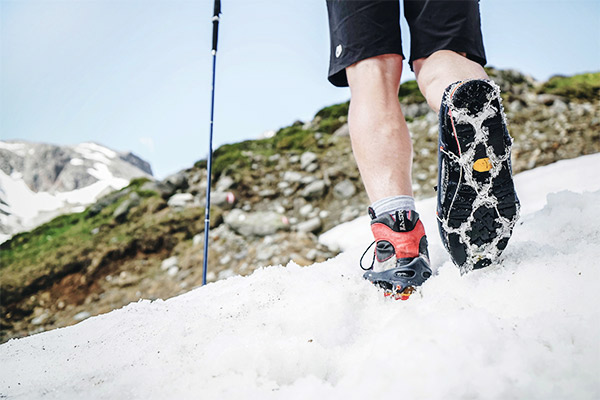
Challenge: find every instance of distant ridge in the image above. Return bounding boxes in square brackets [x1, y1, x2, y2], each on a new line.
[0, 140, 153, 242]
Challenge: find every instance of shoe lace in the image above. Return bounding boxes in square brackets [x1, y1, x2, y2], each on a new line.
[359, 240, 376, 271]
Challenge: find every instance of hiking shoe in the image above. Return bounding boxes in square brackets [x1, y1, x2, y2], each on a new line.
[361, 208, 432, 300]
[437, 79, 520, 272]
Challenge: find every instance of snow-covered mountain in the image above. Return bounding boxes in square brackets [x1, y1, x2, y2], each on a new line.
[0, 141, 152, 242]
[1, 154, 599, 399]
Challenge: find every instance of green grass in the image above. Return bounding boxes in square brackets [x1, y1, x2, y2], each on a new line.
[398, 80, 425, 104]
[201, 124, 326, 178]
[539, 72, 600, 101]
[315, 101, 349, 120]
[0, 178, 165, 298]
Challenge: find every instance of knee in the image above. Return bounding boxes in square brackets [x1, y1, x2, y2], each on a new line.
[346, 54, 403, 95]
[414, 50, 468, 76]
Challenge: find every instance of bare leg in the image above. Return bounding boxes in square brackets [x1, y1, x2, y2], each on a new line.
[413, 50, 489, 112]
[346, 54, 413, 203]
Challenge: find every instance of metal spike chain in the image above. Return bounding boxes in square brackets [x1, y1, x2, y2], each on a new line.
[437, 80, 520, 274]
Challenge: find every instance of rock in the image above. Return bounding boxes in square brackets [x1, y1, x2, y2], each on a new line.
[113, 271, 140, 287]
[256, 247, 275, 262]
[300, 152, 318, 170]
[167, 193, 195, 209]
[206, 271, 217, 282]
[340, 206, 360, 222]
[224, 209, 290, 237]
[402, 103, 429, 119]
[87, 189, 130, 217]
[306, 248, 318, 261]
[73, 311, 91, 321]
[258, 189, 277, 198]
[219, 254, 232, 265]
[301, 180, 327, 199]
[537, 94, 563, 106]
[333, 179, 356, 199]
[508, 100, 525, 113]
[112, 192, 141, 222]
[193, 234, 203, 246]
[283, 171, 303, 183]
[299, 204, 313, 217]
[305, 163, 318, 173]
[167, 266, 179, 276]
[210, 191, 236, 208]
[218, 269, 235, 280]
[141, 180, 172, 198]
[289, 155, 300, 164]
[552, 99, 569, 113]
[31, 312, 49, 326]
[161, 256, 179, 271]
[216, 175, 235, 192]
[296, 217, 322, 233]
[300, 175, 316, 185]
[333, 123, 350, 137]
[164, 171, 188, 190]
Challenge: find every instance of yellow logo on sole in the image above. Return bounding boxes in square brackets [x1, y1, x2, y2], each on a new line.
[473, 157, 492, 172]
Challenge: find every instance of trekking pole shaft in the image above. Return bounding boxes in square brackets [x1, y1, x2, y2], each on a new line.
[202, 0, 221, 286]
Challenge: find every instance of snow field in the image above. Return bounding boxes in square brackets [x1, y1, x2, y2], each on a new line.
[1, 154, 599, 399]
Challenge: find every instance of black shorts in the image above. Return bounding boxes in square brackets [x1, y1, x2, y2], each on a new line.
[326, 0, 487, 87]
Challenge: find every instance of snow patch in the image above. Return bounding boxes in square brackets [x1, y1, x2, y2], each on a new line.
[1, 155, 599, 399]
[0, 141, 27, 156]
[73, 142, 117, 164]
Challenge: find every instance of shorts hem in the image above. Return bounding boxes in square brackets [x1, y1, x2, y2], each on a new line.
[409, 42, 487, 71]
[328, 49, 405, 88]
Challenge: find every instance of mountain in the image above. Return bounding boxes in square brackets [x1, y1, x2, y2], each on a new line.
[1, 69, 598, 344]
[0, 141, 153, 242]
[1, 154, 598, 399]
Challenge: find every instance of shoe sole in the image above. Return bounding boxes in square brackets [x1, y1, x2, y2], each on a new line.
[437, 80, 520, 272]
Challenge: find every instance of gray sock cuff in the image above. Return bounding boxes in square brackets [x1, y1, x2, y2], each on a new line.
[370, 195, 416, 217]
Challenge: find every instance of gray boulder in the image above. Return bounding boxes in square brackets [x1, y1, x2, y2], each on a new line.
[224, 209, 290, 237]
[211, 191, 236, 209]
[333, 123, 350, 137]
[113, 192, 141, 222]
[301, 180, 327, 199]
[296, 217, 322, 233]
[283, 171, 303, 183]
[333, 179, 356, 199]
[168, 193, 196, 209]
[216, 176, 235, 192]
[300, 152, 318, 170]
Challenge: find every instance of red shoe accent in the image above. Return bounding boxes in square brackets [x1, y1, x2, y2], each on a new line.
[370, 220, 426, 259]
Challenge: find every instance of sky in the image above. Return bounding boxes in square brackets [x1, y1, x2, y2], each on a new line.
[1, 0, 599, 179]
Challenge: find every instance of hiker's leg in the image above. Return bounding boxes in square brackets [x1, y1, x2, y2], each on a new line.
[346, 53, 413, 202]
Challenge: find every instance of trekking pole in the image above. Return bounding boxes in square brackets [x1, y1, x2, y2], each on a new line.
[202, 0, 221, 286]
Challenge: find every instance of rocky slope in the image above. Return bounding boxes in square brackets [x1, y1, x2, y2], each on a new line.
[1, 69, 598, 343]
[0, 141, 152, 241]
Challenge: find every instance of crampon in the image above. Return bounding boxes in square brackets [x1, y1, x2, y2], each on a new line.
[361, 209, 432, 301]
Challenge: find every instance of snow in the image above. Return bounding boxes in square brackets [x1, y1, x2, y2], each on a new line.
[0, 167, 128, 242]
[1, 154, 600, 399]
[73, 142, 117, 164]
[0, 141, 138, 242]
[0, 141, 27, 156]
